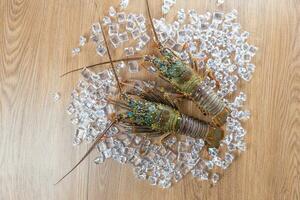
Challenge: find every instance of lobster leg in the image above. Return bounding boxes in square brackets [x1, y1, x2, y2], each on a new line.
[184, 43, 221, 89]
[204, 68, 221, 89]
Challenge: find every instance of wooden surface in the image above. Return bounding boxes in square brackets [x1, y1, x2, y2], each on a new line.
[0, 0, 299, 199]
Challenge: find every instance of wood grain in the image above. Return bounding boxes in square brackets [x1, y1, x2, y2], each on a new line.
[0, 0, 299, 199]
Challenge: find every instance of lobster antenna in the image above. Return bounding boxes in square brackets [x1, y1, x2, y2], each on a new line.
[60, 57, 143, 77]
[145, 0, 161, 45]
[54, 121, 115, 185]
[99, 22, 124, 94]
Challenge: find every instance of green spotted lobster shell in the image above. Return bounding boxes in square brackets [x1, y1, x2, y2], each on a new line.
[119, 97, 224, 148]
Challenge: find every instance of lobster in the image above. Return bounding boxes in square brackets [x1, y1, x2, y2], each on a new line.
[143, 0, 230, 127]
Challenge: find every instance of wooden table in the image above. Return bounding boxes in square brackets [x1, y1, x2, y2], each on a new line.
[1, 0, 299, 199]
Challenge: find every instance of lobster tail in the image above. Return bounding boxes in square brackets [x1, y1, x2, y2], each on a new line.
[177, 115, 224, 148]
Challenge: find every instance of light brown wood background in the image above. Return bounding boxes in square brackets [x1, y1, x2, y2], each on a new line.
[0, 0, 299, 199]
